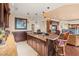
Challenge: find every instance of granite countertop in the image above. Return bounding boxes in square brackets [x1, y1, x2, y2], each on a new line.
[27, 32, 59, 42]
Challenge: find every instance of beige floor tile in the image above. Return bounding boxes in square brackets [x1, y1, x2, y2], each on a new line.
[16, 41, 38, 56]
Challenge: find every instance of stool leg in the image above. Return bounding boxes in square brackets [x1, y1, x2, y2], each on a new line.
[63, 46, 66, 56]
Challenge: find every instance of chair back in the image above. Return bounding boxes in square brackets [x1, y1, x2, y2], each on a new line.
[67, 34, 76, 45]
[63, 32, 69, 40]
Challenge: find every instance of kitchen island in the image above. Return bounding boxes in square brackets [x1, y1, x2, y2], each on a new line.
[27, 32, 58, 56]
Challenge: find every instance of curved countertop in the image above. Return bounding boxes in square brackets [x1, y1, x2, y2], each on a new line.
[0, 33, 17, 56]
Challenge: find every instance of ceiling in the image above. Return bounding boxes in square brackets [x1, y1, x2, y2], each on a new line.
[12, 3, 67, 21]
[44, 4, 79, 21]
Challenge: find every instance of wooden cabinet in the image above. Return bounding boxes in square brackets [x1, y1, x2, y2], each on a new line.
[47, 20, 59, 34]
[0, 3, 10, 28]
[13, 31, 27, 42]
[4, 3, 10, 28]
[27, 35, 47, 56]
[27, 34, 54, 56]
[47, 20, 51, 34]
[68, 24, 79, 29]
[32, 39, 37, 50]
[41, 42, 45, 55]
[0, 4, 4, 27]
[27, 33, 58, 56]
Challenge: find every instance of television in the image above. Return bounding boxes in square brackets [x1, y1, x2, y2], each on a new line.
[51, 25, 57, 32]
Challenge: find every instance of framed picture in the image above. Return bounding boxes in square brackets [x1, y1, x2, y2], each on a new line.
[15, 18, 27, 29]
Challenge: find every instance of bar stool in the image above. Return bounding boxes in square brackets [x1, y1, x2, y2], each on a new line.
[56, 39, 67, 56]
[56, 32, 69, 56]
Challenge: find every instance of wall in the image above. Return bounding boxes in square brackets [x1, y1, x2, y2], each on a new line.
[60, 21, 68, 29]
[9, 14, 32, 32]
[8, 4, 31, 32]
[8, 4, 47, 33]
[9, 15, 47, 33]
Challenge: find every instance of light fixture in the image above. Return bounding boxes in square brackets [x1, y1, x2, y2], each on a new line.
[15, 7, 18, 11]
[44, 16, 46, 18]
[42, 11, 45, 13]
[27, 13, 29, 15]
[47, 7, 50, 9]
[35, 13, 37, 15]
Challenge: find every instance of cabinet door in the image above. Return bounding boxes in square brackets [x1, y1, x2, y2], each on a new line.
[4, 3, 9, 28]
[37, 40, 42, 55]
[27, 35, 30, 45]
[0, 3, 4, 27]
[13, 32, 27, 42]
[44, 43, 48, 56]
[32, 39, 37, 51]
[0, 3, 9, 28]
[4, 11, 9, 28]
[41, 42, 45, 56]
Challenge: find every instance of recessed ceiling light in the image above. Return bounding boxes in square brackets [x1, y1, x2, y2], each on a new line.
[15, 7, 18, 10]
[44, 16, 46, 18]
[47, 7, 50, 9]
[35, 13, 37, 15]
[27, 13, 29, 15]
[42, 11, 45, 13]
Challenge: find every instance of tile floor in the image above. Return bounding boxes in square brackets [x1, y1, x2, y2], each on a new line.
[16, 41, 38, 56]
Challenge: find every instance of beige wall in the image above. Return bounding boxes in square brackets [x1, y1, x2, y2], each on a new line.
[9, 14, 32, 32]
[8, 14, 47, 32]
[7, 4, 31, 32]
[8, 4, 47, 32]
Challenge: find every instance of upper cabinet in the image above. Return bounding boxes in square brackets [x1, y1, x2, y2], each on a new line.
[47, 20, 59, 34]
[0, 3, 10, 28]
[68, 24, 79, 29]
[4, 3, 10, 28]
[0, 4, 4, 27]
